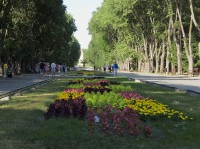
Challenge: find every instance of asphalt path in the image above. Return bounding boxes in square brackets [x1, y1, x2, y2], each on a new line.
[0, 74, 50, 95]
[117, 71, 200, 94]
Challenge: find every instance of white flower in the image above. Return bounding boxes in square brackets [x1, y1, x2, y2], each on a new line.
[94, 115, 100, 123]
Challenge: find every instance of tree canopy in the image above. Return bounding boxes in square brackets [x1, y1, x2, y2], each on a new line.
[86, 0, 200, 74]
[0, 0, 80, 72]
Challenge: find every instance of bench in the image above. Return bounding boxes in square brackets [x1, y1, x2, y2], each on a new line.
[188, 68, 199, 76]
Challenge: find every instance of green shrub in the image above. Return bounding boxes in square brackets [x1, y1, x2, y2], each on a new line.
[108, 85, 132, 93]
[84, 92, 127, 109]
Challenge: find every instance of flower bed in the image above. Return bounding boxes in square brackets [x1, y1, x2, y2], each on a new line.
[45, 78, 192, 137]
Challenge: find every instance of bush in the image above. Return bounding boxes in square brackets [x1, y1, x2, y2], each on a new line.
[108, 85, 132, 93]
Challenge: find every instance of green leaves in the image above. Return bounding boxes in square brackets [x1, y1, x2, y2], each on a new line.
[87, 0, 200, 73]
[0, 0, 79, 71]
[85, 92, 126, 109]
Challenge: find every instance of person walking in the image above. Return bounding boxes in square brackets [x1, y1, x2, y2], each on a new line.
[108, 65, 112, 73]
[7, 63, 13, 78]
[44, 62, 50, 77]
[103, 64, 106, 73]
[113, 62, 119, 76]
[39, 62, 45, 77]
[51, 62, 56, 77]
[3, 63, 8, 78]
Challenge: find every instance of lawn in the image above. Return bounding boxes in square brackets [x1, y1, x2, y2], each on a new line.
[0, 76, 199, 149]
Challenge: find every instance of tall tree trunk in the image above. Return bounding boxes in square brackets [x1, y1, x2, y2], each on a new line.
[149, 43, 154, 73]
[199, 42, 200, 58]
[171, 63, 176, 75]
[143, 35, 149, 72]
[189, 0, 200, 58]
[188, 17, 194, 74]
[160, 41, 165, 73]
[166, 16, 172, 75]
[171, 7, 183, 75]
[189, 0, 200, 32]
[176, 37, 183, 75]
[166, 50, 170, 74]
[177, 4, 194, 76]
[138, 59, 142, 72]
[155, 47, 161, 73]
[155, 40, 161, 73]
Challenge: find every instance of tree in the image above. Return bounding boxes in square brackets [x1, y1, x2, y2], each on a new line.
[88, 0, 200, 75]
[0, 0, 79, 73]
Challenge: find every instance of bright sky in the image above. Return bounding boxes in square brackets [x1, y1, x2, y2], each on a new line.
[63, 0, 103, 49]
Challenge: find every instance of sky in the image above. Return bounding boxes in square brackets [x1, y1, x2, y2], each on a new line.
[63, 0, 104, 49]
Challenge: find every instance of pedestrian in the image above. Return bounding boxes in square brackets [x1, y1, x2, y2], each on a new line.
[3, 63, 8, 78]
[7, 63, 13, 78]
[113, 62, 119, 76]
[103, 64, 106, 73]
[39, 62, 45, 77]
[111, 64, 114, 73]
[51, 62, 56, 77]
[44, 62, 50, 77]
[65, 65, 68, 73]
[62, 64, 67, 73]
[108, 65, 112, 73]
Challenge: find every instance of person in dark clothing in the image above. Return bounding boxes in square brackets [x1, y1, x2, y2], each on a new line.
[39, 62, 45, 76]
[7, 66, 12, 78]
[108, 65, 112, 73]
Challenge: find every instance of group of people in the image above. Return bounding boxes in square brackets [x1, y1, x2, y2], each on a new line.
[103, 62, 119, 76]
[38, 62, 67, 77]
[39, 62, 54, 77]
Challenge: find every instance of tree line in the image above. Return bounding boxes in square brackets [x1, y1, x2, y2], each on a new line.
[86, 0, 200, 74]
[0, 0, 80, 73]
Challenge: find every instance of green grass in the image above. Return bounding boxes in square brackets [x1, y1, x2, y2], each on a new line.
[0, 77, 200, 149]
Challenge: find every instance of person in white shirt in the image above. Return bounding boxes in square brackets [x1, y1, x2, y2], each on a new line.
[51, 62, 56, 77]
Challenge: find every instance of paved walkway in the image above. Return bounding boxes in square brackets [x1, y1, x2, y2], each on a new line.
[0, 74, 51, 95]
[117, 71, 200, 94]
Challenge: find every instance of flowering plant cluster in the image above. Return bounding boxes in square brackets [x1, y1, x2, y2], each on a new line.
[44, 97, 87, 119]
[58, 88, 84, 100]
[98, 80, 110, 87]
[119, 91, 145, 100]
[68, 79, 84, 85]
[83, 82, 111, 94]
[45, 87, 87, 120]
[115, 91, 191, 121]
[87, 106, 152, 137]
[126, 99, 191, 121]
